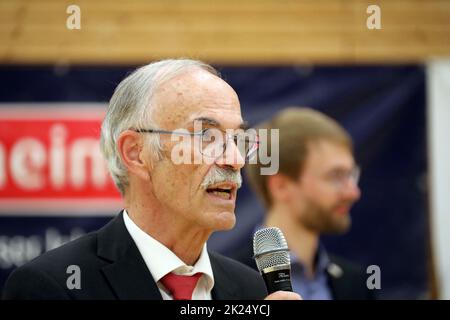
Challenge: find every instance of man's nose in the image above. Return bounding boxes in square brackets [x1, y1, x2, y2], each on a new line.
[215, 137, 245, 170]
[342, 179, 361, 201]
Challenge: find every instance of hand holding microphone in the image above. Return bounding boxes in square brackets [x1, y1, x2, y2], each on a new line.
[253, 227, 302, 300]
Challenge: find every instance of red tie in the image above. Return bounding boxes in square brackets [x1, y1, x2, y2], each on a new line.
[160, 272, 202, 300]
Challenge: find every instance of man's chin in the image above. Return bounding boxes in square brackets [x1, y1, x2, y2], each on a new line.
[330, 216, 351, 234]
[212, 210, 236, 231]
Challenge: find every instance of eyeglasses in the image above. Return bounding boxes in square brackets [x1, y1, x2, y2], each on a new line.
[134, 127, 259, 162]
[324, 166, 361, 189]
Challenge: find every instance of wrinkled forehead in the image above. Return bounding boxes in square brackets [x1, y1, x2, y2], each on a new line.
[151, 69, 243, 130]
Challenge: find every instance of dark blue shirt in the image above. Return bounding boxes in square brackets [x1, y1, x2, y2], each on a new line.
[289, 246, 333, 300]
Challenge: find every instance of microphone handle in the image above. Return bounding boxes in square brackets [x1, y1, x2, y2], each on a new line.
[262, 266, 293, 294]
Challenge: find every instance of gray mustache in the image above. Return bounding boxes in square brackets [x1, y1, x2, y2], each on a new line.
[201, 167, 242, 190]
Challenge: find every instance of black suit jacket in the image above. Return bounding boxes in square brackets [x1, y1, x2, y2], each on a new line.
[230, 237, 374, 300]
[2, 212, 267, 300]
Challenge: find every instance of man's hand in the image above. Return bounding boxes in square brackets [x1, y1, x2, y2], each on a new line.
[264, 291, 302, 300]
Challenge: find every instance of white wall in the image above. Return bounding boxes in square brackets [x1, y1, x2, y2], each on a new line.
[427, 59, 450, 299]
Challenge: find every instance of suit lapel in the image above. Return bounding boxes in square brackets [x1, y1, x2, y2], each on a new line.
[101, 251, 162, 300]
[97, 211, 163, 300]
[326, 260, 347, 300]
[209, 252, 239, 300]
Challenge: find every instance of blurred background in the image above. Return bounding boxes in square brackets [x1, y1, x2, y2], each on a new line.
[0, 0, 449, 299]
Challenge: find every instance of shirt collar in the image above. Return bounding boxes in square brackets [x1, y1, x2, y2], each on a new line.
[290, 243, 331, 276]
[122, 209, 214, 290]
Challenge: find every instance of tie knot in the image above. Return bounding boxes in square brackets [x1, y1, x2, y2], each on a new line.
[160, 272, 202, 300]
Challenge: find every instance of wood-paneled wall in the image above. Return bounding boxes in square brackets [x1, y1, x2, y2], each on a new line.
[0, 0, 449, 65]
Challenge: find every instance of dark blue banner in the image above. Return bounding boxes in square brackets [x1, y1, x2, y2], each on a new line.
[0, 65, 427, 299]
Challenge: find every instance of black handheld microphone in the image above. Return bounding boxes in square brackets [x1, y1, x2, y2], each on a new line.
[253, 227, 293, 294]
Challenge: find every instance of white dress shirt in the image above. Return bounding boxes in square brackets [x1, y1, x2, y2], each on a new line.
[123, 210, 214, 300]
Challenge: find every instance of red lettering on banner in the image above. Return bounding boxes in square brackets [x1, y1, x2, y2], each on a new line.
[0, 105, 122, 213]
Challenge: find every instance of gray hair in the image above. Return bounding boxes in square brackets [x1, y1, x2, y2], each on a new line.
[100, 59, 219, 194]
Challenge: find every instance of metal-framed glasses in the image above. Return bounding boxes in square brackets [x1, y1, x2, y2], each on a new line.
[324, 165, 361, 189]
[134, 127, 259, 162]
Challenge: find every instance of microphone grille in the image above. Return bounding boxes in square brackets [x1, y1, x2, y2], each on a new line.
[253, 227, 290, 272]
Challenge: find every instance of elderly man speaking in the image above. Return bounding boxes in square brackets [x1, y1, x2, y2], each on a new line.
[2, 59, 300, 300]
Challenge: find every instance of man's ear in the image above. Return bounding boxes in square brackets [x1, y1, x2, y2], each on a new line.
[267, 173, 292, 203]
[117, 129, 151, 182]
